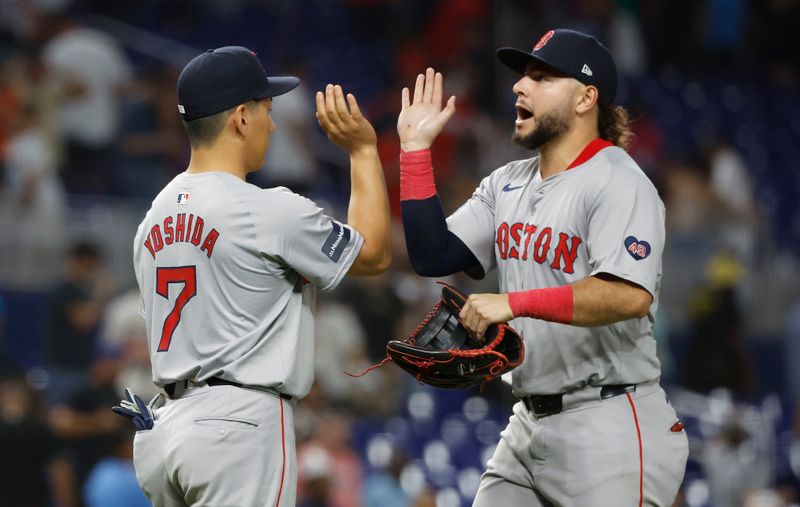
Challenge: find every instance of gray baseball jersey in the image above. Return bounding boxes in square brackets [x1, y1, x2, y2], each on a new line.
[447, 141, 664, 395]
[133, 171, 363, 398]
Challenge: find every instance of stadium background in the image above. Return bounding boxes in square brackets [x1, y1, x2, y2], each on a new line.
[1, 0, 799, 506]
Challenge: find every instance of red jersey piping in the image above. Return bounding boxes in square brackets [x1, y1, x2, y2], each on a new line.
[566, 138, 614, 170]
[626, 393, 644, 507]
[274, 398, 286, 507]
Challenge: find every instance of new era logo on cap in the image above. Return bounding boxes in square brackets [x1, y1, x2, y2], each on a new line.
[581, 64, 593, 76]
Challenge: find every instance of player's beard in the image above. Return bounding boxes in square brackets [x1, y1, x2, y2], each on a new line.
[512, 107, 571, 151]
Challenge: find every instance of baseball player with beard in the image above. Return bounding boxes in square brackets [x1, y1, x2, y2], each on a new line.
[128, 46, 391, 506]
[398, 30, 688, 506]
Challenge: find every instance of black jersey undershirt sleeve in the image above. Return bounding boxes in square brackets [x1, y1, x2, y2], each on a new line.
[401, 196, 484, 279]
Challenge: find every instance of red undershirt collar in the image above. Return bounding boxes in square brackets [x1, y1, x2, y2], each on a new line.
[566, 138, 614, 170]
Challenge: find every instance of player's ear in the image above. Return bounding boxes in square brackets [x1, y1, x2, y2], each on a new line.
[232, 104, 249, 137]
[575, 84, 599, 116]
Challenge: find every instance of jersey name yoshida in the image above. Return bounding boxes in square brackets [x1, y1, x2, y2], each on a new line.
[143, 212, 221, 259]
[495, 221, 582, 274]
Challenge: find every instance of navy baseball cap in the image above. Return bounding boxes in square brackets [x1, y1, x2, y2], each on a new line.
[177, 46, 300, 121]
[497, 29, 617, 103]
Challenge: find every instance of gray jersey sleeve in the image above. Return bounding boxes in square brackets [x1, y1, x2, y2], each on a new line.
[446, 172, 499, 274]
[261, 189, 363, 292]
[585, 168, 665, 296]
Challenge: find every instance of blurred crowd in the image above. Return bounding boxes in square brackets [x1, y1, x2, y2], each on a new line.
[1, 1, 800, 506]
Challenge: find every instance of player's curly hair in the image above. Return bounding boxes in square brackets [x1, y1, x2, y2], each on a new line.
[598, 101, 634, 151]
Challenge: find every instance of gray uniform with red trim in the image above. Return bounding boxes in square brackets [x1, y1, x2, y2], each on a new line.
[131, 171, 362, 506]
[448, 140, 688, 506]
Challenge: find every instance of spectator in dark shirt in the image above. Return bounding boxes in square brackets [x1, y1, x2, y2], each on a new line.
[44, 240, 115, 404]
[682, 253, 754, 398]
[49, 356, 126, 507]
[0, 376, 61, 507]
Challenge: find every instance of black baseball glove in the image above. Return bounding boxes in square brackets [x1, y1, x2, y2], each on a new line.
[386, 282, 524, 389]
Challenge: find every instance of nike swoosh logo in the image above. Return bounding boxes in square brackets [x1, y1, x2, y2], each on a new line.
[502, 183, 524, 192]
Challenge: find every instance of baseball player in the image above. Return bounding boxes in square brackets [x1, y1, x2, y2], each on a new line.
[397, 30, 688, 506]
[130, 46, 391, 506]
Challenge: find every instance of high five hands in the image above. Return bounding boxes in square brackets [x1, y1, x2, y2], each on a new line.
[397, 68, 457, 152]
[316, 84, 377, 156]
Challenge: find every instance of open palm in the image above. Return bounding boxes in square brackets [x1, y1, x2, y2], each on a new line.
[316, 84, 377, 154]
[397, 67, 456, 152]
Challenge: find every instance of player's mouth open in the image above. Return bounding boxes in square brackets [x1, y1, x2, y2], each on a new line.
[515, 105, 533, 126]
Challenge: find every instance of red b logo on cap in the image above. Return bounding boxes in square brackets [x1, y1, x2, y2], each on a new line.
[533, 30, 555, 51]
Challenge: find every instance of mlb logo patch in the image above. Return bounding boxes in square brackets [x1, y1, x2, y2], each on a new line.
[177, 193, 190, 205]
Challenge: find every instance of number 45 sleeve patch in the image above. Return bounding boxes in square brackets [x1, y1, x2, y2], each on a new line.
[322, 221, 351, 262]
[624, 236, 651, 260]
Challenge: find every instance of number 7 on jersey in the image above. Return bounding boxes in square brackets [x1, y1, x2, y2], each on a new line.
[156, 266, 197, 351]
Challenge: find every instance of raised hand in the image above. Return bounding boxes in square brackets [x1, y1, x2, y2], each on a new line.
[316, 84, 377, 155]
[397, 67, 456, 152]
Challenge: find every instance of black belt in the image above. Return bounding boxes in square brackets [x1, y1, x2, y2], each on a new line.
[520, 384, 636, 418]
[164, 377, 292, 401]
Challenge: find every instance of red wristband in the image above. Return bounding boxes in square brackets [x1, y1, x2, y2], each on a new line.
[400, 148, 436, 201]
[508, 286, 574, 324]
